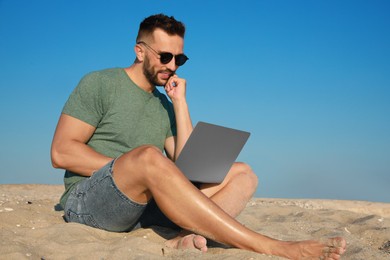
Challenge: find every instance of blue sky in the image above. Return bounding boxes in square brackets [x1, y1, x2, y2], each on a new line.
[1, 0, 389, 202]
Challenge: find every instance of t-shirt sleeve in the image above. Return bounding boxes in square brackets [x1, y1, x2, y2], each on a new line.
[62, 72, 104, 127]
[166, 100, 177, 138]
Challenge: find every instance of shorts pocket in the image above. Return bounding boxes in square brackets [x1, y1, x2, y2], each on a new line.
[65, 210, 101, 229]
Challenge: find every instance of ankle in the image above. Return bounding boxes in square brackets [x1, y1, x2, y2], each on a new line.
[262, 240, 294, 258]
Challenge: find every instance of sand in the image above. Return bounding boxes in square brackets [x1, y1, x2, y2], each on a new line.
[0, 184, 389, 259]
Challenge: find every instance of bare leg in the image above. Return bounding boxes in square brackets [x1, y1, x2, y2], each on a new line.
[200, 162, 258, 218]
[165, 162, 258, 251]
[112, 145, 346, 259]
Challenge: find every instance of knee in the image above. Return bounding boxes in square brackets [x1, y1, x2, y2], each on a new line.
[136, 144, 162, 155]
[232, 162, 258, 192]
[134, 145, 165, 164]
[121, 145, 166, 168]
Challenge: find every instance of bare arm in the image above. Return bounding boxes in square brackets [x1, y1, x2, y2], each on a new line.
[164, 75, 192, 161]
[51, 114, 113, 176]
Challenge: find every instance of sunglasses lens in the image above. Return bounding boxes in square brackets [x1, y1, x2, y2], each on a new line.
[159, 53, 173, 64]
[159, 52, 189, 66]
[175, 54, 189, 66]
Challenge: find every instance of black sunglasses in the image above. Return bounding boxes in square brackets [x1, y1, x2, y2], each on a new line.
[137, 41, 189, 66]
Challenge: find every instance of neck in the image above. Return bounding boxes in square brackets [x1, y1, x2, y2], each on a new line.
[124, 64, 155, 93]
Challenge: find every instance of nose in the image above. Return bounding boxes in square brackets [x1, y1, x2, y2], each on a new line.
[165, 57, 178, 71]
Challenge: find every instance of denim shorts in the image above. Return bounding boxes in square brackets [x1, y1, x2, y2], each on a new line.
[64, 159, 179, 232]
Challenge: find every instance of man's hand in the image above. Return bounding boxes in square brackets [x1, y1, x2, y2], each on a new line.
[164, 74, 186, 103]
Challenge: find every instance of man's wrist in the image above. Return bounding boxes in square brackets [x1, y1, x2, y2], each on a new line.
[172, 98, 188, 107]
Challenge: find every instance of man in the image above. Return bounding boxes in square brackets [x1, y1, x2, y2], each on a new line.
[51, 14, 346, 259]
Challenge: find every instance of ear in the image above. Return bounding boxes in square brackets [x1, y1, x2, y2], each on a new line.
[134, 44, 145, 62]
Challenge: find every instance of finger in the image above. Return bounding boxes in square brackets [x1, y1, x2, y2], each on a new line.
[166, 74, 176, 88]
[169, 77, 178, 88]
[164, 80, 172, 92]
[165, 85, 173, 94]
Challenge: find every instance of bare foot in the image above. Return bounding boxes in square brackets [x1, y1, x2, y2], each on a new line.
[281, 237, 346, 259]
[165, 233, 208, 252]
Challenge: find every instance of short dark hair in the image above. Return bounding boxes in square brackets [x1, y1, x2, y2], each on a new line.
[136, 14, 185, 42]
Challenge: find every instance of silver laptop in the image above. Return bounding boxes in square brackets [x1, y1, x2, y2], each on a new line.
[175, 121, 250, 183]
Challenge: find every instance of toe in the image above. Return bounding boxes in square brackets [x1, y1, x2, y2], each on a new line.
[193, 235, 208, 252]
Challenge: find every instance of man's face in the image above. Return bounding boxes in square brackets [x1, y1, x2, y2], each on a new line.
[142, 29, 185, 87]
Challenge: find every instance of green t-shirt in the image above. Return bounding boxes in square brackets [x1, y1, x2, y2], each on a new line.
[59, 68, 176, 208]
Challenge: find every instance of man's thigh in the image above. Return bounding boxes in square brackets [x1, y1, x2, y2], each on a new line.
[111, 145, 167, 204]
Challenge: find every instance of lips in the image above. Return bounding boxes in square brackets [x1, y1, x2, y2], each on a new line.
[159, 70, 173, 80]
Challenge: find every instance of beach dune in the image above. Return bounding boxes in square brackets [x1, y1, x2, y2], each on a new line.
[0, 184, 389, 259]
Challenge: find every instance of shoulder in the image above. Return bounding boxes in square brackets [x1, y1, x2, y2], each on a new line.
[81, 68, 123, 82]
[77, 68, 125, 93]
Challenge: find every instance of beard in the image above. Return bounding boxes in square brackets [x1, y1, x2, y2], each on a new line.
[143, 56, 174, 87]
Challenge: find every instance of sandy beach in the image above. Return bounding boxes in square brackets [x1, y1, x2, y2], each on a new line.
[0, 184, 389, 259]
